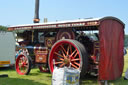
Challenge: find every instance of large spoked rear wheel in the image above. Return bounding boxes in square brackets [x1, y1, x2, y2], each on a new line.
[15, 54, 31, 75]
[49, 39, 88, 77]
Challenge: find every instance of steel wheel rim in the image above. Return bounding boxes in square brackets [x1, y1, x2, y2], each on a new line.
[16, 55, 29, 75]
[49, 40, 82, 73]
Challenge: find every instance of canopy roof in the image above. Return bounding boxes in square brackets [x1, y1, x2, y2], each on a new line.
[8, 16, 124, 31]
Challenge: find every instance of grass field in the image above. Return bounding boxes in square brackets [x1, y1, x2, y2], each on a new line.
[0, 50, 128, 85]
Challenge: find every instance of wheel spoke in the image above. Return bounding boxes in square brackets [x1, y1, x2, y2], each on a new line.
[59, 63, 65, 68]
[70, 50, 77, 57]
[60, 58, 64, 61]
[61, 50, 67, 59]
[74, 62, 80, 66]
[23, 68, 26, 73]
[73, 52, 78, 58]
[19, 64, 22, 68]
[69, 44, 72, 54]
[19, 60, 21, 64]
[54, 52, 64, 58]
[55, 61, 63, 65]
[24, 64, 28, 68]
[19, 60, 22, 68]
[24, 58, 28, 63]
[60, 45, 67, 54]
[22, 66, 25, 72]
[20, 57, 23, 62]
[24, 65, 28, 68]
[71, 58, 80, 62]
[67, 45, 70, 55]
[71, 63, 78, 69]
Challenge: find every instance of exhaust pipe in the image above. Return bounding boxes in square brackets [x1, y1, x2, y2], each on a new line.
[33, 0, 40, 23]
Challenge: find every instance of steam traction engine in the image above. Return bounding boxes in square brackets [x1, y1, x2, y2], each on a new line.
[8, 16, 125, 80]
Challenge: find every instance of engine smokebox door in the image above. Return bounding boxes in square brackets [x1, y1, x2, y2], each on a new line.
[34, 47, 48, 63]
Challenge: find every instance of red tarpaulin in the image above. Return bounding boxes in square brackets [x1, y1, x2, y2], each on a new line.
[98, 17, 124, 80]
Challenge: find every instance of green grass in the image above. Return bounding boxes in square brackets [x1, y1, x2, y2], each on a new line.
[0, 68, 52, 85]
[0, 50, 128, 85]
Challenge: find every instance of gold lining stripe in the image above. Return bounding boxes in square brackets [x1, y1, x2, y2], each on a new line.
[0, 61, 10, 65]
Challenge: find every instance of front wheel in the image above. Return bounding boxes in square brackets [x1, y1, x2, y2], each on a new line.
[48, 39, 89, 77]
[15, 54, 32, 75]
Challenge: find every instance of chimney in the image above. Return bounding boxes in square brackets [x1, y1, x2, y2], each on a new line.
[33, 0, 40, 23]
[44, 18, 48, 23]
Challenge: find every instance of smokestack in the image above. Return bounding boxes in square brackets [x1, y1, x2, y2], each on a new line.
[33, 0, 40, 23]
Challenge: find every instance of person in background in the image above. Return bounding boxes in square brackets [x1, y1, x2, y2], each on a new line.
[15, 42, 29, 59]
[124, 48, 127, 56]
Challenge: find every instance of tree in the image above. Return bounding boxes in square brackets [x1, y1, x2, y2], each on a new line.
[125, 35, 128, 48]
[0, 26, 7, 31]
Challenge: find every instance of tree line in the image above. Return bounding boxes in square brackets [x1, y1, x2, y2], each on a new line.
[125, 35, 128, 48]
[0, 26, 7, 31]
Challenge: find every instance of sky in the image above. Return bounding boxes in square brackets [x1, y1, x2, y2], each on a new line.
[0, 0, 128, 34]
